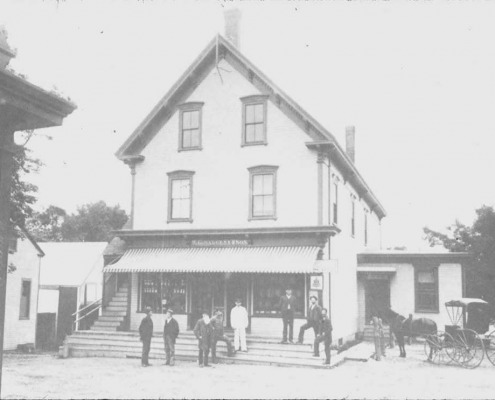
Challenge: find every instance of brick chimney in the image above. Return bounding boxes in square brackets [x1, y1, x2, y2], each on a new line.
[345, 126, 356, 162]
[224, 8, 241, 49]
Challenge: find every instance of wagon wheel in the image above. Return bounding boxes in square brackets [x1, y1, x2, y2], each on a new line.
[424, 332, 455, 365]
[486, 330, 495, 366]
[452, 329, 485, 369]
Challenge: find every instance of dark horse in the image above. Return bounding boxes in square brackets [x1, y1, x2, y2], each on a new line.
[380, 308, 437, 358]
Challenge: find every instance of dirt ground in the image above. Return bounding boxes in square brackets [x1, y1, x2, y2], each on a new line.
[2, 344, 495, 399]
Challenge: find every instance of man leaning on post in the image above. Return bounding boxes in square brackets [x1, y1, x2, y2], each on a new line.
[139, 307, 153, 367]
[163, 309, 179, 366]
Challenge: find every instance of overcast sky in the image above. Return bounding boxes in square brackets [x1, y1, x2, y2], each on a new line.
[2, 0, 495, 249]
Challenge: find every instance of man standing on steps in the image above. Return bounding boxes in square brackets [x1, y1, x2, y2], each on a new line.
[230, 298, 248, 352]
[194, 311, 213, 367]
[278, 288, 297, 344]
[313, 308, 333, 365]
[138, 307, 153, 367]
[210, 310, 234, 363]
[297, 295, 322, 344]
[163, 309, 179, 366]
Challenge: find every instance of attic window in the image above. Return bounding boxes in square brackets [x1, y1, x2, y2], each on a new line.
[178, 102, 204, 151]
[241, 95, 268, 146]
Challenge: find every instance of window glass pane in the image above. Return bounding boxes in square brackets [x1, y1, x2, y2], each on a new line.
[160, 273, 186, 314]
[262, 174, 273, 195]
[252, 175, 263, 195]
[262, 195, 274, 215]
[254, 123, 264, 142]
[253, 274, 305, 316]
[245, 124, 255, 142]
[182, 130, 191, 148]
[418, 271, 435, 284]
[190, 111, 199, 129]
[252, 195, 264, 216]
[190, 129, 200, 147]
[246, 104, 255, 123]
[182, 111, 191, 129]
[141, 273, 161, 312]
[254, 103, 264, 123]
[172, 198, 190, 219]
[172, 179, 190, 200]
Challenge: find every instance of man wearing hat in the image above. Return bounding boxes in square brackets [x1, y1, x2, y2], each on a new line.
[138, 307, 153, 367]
[193, 311, 213, 367]
[230, 298, 248, 352]
[163, 309, 179, 366]
[210, 310, 234, 363]
[297, 295, 322, 344]
[278, 288, 297, 343]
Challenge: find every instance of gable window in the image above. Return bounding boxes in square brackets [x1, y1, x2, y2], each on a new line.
[167, 170, 195, 222]
[248, 165, 278, 220]
[178, 102, 203, 151]
[332, 182, 339, 225]
[241, 95, 268, 146]
[351, 196, 356, 237]
[19, 279, 31, 320]
[415, 268, 439, 313]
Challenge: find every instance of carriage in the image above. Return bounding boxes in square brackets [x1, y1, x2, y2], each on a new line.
[424, 298, 495, 368]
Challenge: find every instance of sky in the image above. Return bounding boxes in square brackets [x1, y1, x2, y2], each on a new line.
[2, 0, 495, 249]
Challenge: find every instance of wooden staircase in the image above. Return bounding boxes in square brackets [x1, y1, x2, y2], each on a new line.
[65, 330, 346, 369]
[90, 286, 128, 331]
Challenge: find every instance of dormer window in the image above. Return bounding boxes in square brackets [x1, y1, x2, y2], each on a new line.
[241, 95, 268, 146]
[178, 102, 203, 151]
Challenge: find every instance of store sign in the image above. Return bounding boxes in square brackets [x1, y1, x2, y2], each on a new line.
[191, 239, 251, 247]
[310, 274, 323, 290]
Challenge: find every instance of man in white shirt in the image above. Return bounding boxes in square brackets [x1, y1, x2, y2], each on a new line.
[230, 298, 248, 352]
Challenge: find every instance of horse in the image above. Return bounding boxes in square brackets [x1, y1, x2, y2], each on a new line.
[380, 308, 437, 358]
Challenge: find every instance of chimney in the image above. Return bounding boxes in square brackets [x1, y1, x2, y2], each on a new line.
[345, 126, 355, 163]
[224, 8, 241, 49]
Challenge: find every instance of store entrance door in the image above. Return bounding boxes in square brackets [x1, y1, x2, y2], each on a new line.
[365, 278, 390, 323]
[226, 274, 250, 329]
[189, 273, 224, 328]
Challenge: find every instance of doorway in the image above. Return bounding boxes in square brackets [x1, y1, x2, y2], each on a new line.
[189, 273, 224, 327]
[365, 278, 390, 323]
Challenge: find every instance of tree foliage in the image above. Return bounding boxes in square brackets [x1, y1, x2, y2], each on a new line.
[27, 201, 128, 242]
[424, 205, 495, 314]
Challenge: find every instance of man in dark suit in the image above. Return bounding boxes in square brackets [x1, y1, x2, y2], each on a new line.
[193, 311, 213, 367]
[163, 309, 179, 366]
[314, 308, 333, 365]
[138, 307, 153, 367]
[297, 295, 322, 344]
[210, 310, 234, 363]
[278, 288, 297, 344]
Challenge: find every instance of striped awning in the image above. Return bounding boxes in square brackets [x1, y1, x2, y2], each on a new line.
[104, 246, 321, 274]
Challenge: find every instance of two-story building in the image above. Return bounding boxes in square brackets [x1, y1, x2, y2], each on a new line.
[99, 17, 467, 344]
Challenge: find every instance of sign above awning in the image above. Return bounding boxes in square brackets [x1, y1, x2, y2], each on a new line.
[104, 246, 321, 274]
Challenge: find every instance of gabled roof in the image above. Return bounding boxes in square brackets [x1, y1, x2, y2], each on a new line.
[116, 34, 386, 218]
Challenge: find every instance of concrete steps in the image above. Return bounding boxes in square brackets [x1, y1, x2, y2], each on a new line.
[65, 330, 344, 369]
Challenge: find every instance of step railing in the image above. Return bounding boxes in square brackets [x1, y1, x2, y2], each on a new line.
[72, 298, 102, 331]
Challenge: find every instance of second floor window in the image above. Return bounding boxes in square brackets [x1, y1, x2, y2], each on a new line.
[178, 102, 203, 151]
[167, 171, 195, 222]
[248, 165, 278, 220]
[241, 95, 268, 146]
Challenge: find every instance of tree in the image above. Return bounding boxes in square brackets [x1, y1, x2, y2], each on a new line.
[9, 147, 41, 229]
[60, 201, 128, 242]
[26, 205, 67, 242]
[424, 205, 495, 316]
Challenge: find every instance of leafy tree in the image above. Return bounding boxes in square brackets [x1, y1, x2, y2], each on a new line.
[424, 205, 495, 315]
[60, 201, 128, 242]
[10, 147, 41, 229]
[26, 205, 67, 242]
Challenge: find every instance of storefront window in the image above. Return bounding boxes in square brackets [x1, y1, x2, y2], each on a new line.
[253, 274, 305, 317]
[139, 273, 186, 314]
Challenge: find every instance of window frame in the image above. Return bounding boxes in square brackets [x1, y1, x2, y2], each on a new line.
[332, 181, 339, 225]
[178, 102, 204, 152]
[19, 279, 31, 320]
[414, 267, 439, 313]
[167, 170, 195, 223]
[241, 95, 269, 146]
[248, 165, 278, 221]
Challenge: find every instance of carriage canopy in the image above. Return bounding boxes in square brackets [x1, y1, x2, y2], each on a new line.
[445, 298, 489, 334]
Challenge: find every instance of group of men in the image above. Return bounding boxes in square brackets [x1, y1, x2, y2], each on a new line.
[139, 289, 333, 367]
